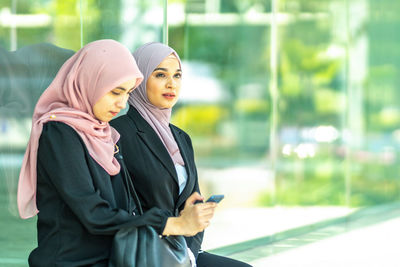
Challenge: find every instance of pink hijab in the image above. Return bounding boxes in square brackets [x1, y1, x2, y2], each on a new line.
[17, 39, 143, 219]
[128, 42, 184, 165]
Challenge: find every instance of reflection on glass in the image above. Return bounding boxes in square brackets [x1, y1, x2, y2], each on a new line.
[82, 0, 165, 49]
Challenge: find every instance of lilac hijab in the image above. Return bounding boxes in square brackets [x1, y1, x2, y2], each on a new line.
[128, 42, 184, 165]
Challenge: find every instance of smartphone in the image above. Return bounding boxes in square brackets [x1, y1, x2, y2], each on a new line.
[205, 194, 224, 203]
[194, 194, 224, 204]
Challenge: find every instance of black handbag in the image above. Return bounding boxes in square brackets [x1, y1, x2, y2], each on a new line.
[109, 225, 191, 267]
[109, 155, 191, 267]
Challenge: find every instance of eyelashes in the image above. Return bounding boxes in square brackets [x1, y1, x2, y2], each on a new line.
[111, 90, 133, 96]
[155, 73, 166, 78]
[154, 72, 182, 79]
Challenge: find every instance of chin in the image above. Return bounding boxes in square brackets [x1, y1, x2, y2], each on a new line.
[156, 103, 172, 109]
[165, 101, 178, 109]
[153, 99, 177, 109]
[164, 104, 175, 109]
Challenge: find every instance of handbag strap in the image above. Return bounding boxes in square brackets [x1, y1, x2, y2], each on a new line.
[115, 152, 144, 216]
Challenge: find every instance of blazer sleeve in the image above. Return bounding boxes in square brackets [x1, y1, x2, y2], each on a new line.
[37, 122, 170, 235]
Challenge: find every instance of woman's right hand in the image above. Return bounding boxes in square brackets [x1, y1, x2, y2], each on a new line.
[179, 192, 217, 236]
[163, 192, 217, 236]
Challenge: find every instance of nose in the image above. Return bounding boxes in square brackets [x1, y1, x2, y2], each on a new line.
[166, 76, 177, 89]
[116, 95, 128, 109]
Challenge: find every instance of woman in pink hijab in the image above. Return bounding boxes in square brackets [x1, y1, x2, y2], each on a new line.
[17, 39, 197, 266]
[111, 42, 252, 267]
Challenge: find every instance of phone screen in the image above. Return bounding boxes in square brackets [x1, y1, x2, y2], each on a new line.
[206, 194, 224, 203]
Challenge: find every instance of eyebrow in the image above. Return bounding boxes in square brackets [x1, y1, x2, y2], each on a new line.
[153, 67, 182, 72]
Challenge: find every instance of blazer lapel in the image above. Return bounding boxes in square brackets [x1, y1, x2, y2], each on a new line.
[127, 108, 178, 184]
[171, 126, 196, 208]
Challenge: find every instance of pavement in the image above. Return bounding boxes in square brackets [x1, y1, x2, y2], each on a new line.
[205, 202, 400, 267]
[250, 217, 400, 267]
[201, 206, 355, 250]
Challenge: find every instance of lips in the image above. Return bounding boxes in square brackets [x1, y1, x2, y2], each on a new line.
[162, 93, 175, 99]
[109, 111, 119, 116]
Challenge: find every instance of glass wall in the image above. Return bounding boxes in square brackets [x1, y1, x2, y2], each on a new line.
[167, 0, 400, 206]
[1, 0, 400, 265]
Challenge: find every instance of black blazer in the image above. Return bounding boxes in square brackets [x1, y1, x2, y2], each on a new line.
[110, 106, 204, 258]
[29, 121, 169, 267]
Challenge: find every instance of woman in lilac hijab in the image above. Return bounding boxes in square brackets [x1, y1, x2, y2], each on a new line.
[111, 42, 252, 267]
